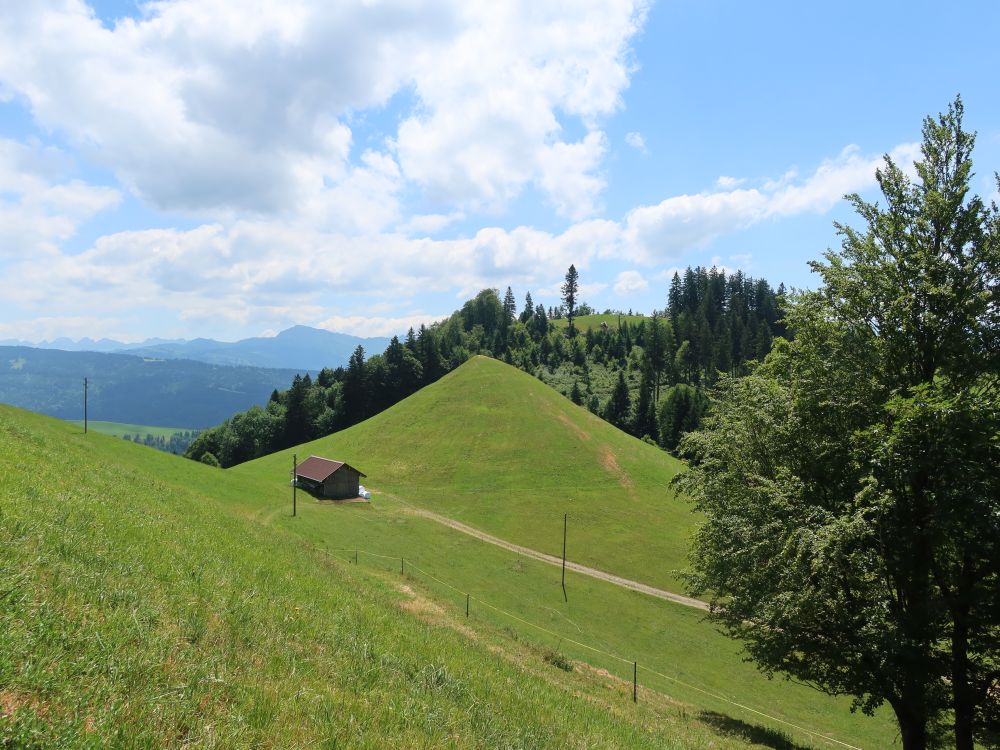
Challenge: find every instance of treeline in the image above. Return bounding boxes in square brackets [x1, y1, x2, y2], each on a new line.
[122, 430, 199, 455]
[187, 266, 784, 467]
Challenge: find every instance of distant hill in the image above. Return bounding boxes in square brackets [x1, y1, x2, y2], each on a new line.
[123, 325, 391, 370]
[0, 325, 392, 371]
[0, 346, 302, 427]
[0, 336, 183, 352]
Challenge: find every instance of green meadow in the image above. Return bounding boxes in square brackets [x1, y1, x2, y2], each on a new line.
[69, 420, 196, 439]
[241, 356, 694, 594]
[2, 405, 758, 748]
[550, 312, 648, 331]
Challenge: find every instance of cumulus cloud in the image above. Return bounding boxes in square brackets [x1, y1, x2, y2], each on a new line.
[398, 211, 465, 236]
[613, 269, 647, 295]
[0, 139, 916, 340]
[0, 0, 645, 222]
[0, 138, 120, 258]
[316, 313, 448, 338]
[621, 142, 919, 262]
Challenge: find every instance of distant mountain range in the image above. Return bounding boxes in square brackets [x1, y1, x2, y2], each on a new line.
[0, 325, 392, 371]
[0, 346, 303, 428]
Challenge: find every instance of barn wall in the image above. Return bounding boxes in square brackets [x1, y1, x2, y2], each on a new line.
[322, 468, 361, 499]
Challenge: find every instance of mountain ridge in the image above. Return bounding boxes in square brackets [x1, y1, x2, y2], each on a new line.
[0, 325, 391, 371]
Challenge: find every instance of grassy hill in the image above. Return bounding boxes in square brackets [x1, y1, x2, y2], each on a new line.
[4, 404, 791, 748]
[237, 355, 693, 593]
[1, 392, 900, 747]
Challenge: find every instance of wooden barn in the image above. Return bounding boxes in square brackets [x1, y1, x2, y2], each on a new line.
[293, 455, 367, 500]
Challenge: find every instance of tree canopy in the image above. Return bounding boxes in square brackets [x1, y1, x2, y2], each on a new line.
[676, 98, 1000, 750]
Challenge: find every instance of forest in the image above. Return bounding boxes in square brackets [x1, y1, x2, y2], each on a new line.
[186, 265, 785, 467]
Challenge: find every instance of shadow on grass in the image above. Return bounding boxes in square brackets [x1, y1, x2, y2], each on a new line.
[697, 711, 812, 750]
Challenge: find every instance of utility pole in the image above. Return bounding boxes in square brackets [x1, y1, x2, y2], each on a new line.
[561, 513, 568, 602]
[292, 453, 297, 517]
[84, 377, 88, 434]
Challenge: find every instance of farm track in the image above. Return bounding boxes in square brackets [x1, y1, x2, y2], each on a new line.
[383, 492, 709, 612]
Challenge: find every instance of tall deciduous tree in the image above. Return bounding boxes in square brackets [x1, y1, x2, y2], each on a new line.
[677, 98, 1000, 750]
[562, 264, 579, 337]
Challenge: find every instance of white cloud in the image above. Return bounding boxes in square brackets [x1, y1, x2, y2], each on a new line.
[715, 175, 744, 189]
[624, 131, 646, 152]
[613, 269, 647, 295]
[316, 313, 447, 338]
[0, 0, 646, 222]
[0, 315, 137, 343]
[0, 138, 120, 258]
[536, 131, 608, 219]
[0, 139, 916, 340]
[398, 211, 465, 235]
[621, 142, 919, 262]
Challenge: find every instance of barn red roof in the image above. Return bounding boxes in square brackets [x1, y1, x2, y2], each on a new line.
[295, 455, 366, 482]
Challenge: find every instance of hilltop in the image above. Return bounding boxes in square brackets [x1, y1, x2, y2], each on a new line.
[237, 356, 695, 593]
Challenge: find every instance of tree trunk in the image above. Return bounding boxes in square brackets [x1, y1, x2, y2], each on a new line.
[890, 698, 929, 750]
[898, 715, 929, 750]
[952, 611, 975, 750]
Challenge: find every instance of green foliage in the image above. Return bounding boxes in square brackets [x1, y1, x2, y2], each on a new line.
[199, 451, 221, 467]
[657, 385, 708, 451]
[603, 370, 632, 429]
[543, 650, 574, 672]
[677, 98, 1000, 750]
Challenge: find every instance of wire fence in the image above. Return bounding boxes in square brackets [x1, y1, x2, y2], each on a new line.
[312, 543, 865, 750]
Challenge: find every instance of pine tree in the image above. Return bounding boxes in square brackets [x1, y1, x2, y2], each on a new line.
[603, 370, 631, 429]
[503, 286, 517, 321]
[561, 264, 579, 337]
[520, 291, 534, 323]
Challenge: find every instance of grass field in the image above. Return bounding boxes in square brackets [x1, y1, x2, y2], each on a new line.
[68, 420, 197, 439]
[550, 312, 648, 331]
[0, 404, 898, 748]
[238, 356, 694, 593]
[5, 405, 793, 748]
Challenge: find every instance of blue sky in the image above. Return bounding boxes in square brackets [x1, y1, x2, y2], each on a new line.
[1, 0, 997, 342]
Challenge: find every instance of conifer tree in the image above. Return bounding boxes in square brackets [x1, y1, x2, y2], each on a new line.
[562, 264, 579, 337]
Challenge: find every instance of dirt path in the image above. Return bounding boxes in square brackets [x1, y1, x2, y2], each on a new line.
[386, 495, 709, 612]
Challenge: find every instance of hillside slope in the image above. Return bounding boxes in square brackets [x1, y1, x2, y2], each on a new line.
[237, 355, 695, 592]
[0, 405, 757, 749]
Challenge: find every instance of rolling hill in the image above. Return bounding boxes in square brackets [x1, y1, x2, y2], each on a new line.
[236, 355, 694, 593]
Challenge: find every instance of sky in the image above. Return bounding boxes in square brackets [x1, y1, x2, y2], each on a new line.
[1, 0, 998, 343]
